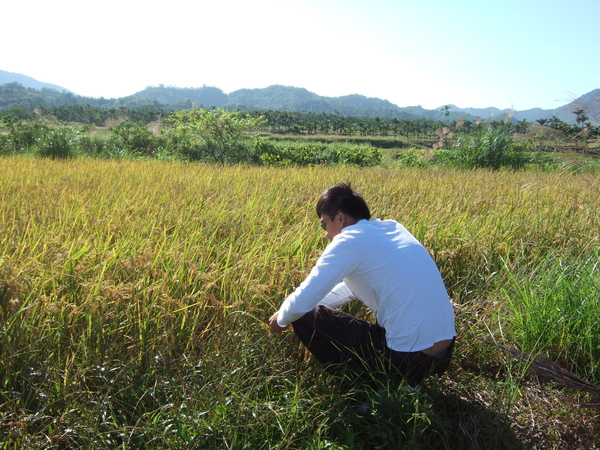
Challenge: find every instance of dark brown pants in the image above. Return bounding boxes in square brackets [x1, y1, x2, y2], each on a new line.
[291, 305, 454, 388]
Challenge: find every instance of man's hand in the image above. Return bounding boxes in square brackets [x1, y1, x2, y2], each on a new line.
[269, 312, 288, 333]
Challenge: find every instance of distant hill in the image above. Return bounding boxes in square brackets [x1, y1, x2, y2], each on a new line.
[1, 69, 598, 124]
[0, 69, 73, 93]
[135, 84, 600, 124]
[553, 89, 600, 125]
[133, 85, 228, 108]
[446, 89, 600, 126]
[445, 105, 543, 122]
[224, 85, 431, 119]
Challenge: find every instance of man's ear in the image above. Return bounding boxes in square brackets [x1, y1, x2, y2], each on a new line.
[340, 213, 357, 228]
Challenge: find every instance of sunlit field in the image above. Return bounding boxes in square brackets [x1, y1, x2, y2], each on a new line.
[1, 157, 599, 448]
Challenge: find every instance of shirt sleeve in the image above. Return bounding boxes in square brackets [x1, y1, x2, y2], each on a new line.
[317, 282, 354, 308]
[277, 235, 358, 327]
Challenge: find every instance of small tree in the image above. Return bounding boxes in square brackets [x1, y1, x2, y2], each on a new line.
[166, 108, 264, 162]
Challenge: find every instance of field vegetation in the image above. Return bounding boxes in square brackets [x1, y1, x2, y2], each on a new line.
[0, 102, 599, 448]
[0, 157, 598, 448]
[1, 100, 599, 170]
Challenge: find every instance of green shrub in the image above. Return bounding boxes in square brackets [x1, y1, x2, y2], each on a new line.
[0, 117, 48, 154]
[447, 128, 527, 170]
[255, 142, 327, 166]
[165, 108, 264, 163]
[396, 149, 429, 168]
[328, 146, 382, 166]
[110, 122, 161, 157]
[35, 126, 77, 159]
[0, 133, 9, 156]
[160, 126, 203, 161]
[77, 135, 115, 158]
[254, 141, 381, 167]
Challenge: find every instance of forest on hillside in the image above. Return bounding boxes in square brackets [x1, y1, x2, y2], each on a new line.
[1, 81, 599, 171]
[4, 81, 598, 124]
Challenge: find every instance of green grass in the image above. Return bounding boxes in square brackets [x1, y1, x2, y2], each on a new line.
[504, 249, 600, 382]
[0, 157, 599, 448]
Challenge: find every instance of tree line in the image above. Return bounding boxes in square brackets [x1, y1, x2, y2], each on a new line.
[2, 99, 597, 145]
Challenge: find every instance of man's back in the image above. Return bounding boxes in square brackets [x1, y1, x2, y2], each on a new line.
[324, 219, 456, 352]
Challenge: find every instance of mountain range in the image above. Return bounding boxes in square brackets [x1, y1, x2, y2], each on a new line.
[0, 70, 74, 95]
[1, 69, 598, 125]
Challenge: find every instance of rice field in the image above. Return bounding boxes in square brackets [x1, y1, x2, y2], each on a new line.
[0, 157, 599, 448]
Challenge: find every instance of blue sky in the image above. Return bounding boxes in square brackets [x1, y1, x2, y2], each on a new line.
[2, 0, 598, 110]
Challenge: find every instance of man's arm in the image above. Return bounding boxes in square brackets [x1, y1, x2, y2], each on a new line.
[317, 282, 354, 308]
[276, 238, 358, 327]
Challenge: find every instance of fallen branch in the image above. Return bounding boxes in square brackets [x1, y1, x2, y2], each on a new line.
[478, 338, 600, 397]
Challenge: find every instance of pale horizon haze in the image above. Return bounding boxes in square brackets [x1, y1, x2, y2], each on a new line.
[2, 0, 598, 111]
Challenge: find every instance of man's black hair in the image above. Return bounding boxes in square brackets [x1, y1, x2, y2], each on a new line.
[316, 182, 371, 220]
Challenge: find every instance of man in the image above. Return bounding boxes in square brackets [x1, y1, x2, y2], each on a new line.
[269, 183, 456, 389]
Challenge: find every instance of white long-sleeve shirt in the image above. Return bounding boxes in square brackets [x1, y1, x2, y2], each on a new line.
[277, 219, 456, 352]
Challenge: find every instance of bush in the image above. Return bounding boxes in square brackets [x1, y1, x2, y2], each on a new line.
[35, 126, 77, 159]
[110, 122, 162, 157]
[396, 149, 429, 168]
[0, 117, 48, 154]
[77, 135, 114, 158]
[254, 142, 327, 166]
[254, 141, 381, 167]
[447, 128, 527, 170]
[328, 145, 382, 166]
[166, 108, 264, 163]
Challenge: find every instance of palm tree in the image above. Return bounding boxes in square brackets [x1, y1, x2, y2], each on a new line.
[440, 105, 451, 121]
[573, 108, 589, 128]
